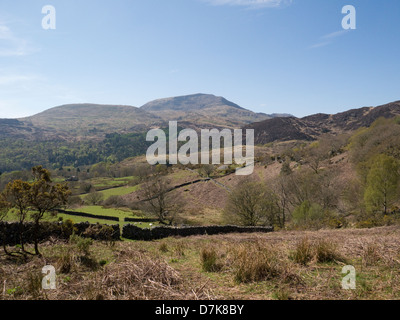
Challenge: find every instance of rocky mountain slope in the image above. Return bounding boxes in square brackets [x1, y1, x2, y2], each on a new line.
[246, 100, 400, 144]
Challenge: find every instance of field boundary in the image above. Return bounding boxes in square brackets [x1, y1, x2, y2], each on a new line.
[122, 224, 274, 241]
[58, 209, 119, 222]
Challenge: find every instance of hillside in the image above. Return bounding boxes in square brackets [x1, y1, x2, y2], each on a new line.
[0, 94, 280, 141]
[246, 100, 400, 144]
[140, 93, 273, 129]
[0, 97, 399, 173]
[19, 104, 162, 141]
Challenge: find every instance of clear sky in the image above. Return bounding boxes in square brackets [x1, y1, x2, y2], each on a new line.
[0, 0, 399, 118]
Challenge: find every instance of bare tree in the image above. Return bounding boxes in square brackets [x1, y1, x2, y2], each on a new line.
[140, 176, 180, 225]
[199, 164, 215, 178]
[271, 176, 292, 228]
[224, 180, 277, 227]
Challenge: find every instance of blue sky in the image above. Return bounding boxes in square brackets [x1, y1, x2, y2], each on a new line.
[0, 0, 399, 118]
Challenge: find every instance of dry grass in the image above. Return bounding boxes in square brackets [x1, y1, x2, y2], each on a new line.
[77, 248, 212, 300]
[230, 242, 299, 284]
[0, 241, 213, 300]
[200, 246, 220, 272]
[314, 239, 347, 264]
[291, 237, 314, 265]
[2, 225, 400, 300]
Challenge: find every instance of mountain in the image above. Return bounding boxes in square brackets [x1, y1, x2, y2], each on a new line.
[246, 100, 400, 145]
[18, 104, 162, 141]
[0, 104, 164, 141]
[0, 95, 283, 141]
[140, 94, 274, 129]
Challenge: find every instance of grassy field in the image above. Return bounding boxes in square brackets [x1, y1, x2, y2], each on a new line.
[1, 225, 400, 300]
[98, 185, 139, 199]
[77, 185, 139, 201]
[89, 176, 136, 189]
[4, 205, 157, 229]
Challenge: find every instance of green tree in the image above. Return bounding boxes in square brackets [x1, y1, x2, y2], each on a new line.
[29, 166, 71, 255]
[0, 192, 10, 255]
[4, 180, 32, 252]
[292, 200, 325, 227]
[84, 191, 104, 205]
[364, 154, 400, 215]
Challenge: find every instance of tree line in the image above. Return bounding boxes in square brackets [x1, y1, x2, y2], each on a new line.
[225, 117, 400, 229]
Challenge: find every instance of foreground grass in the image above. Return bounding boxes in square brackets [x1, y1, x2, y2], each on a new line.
[1, 226, 400, 300]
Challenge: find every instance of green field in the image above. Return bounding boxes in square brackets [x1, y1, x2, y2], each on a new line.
[90, 176, 136, 189]
[98, 185, 139, 198]
[5, 205, 158, 229]
[79, 185, 140, 200]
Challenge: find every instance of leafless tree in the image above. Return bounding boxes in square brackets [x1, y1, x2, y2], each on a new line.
[140, 176, 181, 225]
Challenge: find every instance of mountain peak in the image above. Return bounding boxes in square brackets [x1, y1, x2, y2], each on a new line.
[140, 93, 244, 112]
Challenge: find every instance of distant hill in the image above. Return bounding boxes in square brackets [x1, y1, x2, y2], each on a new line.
[17, 104, 162, 141]
[140, 94, 277, 129]
[246, 100, 400, 144]
[0, 96, 399, 173]
[0, 95, 287, 141]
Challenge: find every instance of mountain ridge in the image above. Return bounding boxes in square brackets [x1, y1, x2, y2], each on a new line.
[0, 94, 281, 140]
[246, 100, 400, 144]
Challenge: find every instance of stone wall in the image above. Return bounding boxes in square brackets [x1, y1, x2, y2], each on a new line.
[122, 224, 273, 241]
[0, 222, 273, 245]
[0, 221, 120, 246]
[58, 209, 119, 222]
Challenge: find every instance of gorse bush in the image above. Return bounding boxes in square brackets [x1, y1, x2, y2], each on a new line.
[83, 224, 116, 246]
[61, 219, 76, 238]
[70, 234, 93, 257]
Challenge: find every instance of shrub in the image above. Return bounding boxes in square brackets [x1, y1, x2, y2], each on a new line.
[103, 195, 126, 208]
[83, 224, 116, 245]
[356, 218, 382, 229]
[292, 201, 325, 228]
[70, 234, 93, 256]
[67, 195, 83, 208]
[80, 182, 93, 194]
[84, 192, 104, 205]
[61, 219, 77, 238]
